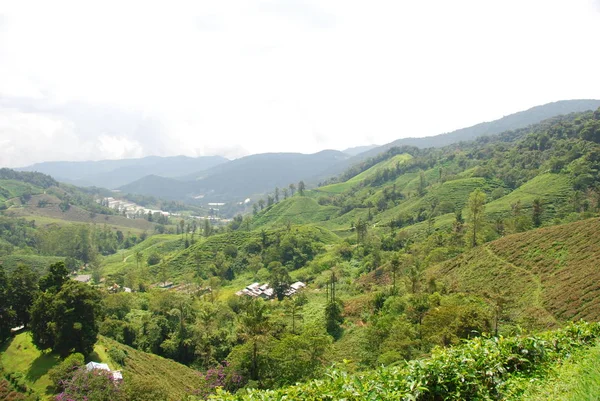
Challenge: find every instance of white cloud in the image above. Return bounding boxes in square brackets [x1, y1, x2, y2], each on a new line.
[0, 0, 599, 167]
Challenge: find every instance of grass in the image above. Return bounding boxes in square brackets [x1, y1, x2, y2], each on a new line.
[0, 332, 61, 399]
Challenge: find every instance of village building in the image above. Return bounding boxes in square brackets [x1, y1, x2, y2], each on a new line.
[85, 361, 123, 382]
[236, 281, 306, 299]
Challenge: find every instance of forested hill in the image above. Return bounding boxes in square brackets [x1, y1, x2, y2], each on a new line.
[321, 99, 600, 179]
[119, 150, 349, 202]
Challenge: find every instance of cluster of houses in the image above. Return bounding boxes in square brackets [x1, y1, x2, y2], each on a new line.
[236, 281, 306, 299]
[86, 361, 123, 381]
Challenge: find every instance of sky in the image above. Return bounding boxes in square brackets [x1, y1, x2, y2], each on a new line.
[1, 0, 600, 168]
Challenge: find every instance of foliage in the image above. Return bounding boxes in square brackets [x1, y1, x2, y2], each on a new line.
[31, 281, 103, 356]
[207, 321, 600, 401]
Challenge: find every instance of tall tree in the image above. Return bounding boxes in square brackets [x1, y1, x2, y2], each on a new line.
[203, 218, 212, 237]
[268, 263, 291, 301]
[238, 298, 271, 381]
[274, 187, 280, 203]
[39, 261, 69, 293]
[418, 170, 427, 196]
[0, 267, 14, 342]
[467, 189, 486, 247]
[297, 181, 306, 196]
[9, 263, 38, 327]
[389, 254, 400, 296]
[135, 250, 143, 269]
[289, 183, 296, 196]
[282, 187, 289, 200]
[31, 280, 103, 356]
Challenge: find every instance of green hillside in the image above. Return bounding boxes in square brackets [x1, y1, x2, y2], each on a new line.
[251, 196, 339, 229]
[317, 153, 412, 194]
[431, 217, 600, 326]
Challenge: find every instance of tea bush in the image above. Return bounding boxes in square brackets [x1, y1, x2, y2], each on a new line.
[208, 321, 600, 401]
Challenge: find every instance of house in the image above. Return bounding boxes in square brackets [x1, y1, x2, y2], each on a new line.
[74, 274, 91, 283]
[86, 362, 123, 382]
[236, 281, 306, 299]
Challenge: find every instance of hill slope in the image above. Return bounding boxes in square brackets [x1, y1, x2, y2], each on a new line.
[431, 218, 600, 326]
[120, 150, 349, 203]
[323, 99, 600, 178]
[0, 332, 203, 401]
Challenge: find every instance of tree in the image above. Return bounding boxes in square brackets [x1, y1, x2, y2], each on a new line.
[324, 272, 343, 338]
[297, 181, 306, 196]
[204, 218, 212, 237]
[282, 188, 289, 200]
[268, 262, 291, 301]
[389, 254, 400, 296]
[258, 199, 265, 210]
[289, 183, 296, 196]
[467, 189, 486, 247]
[532, 198, 543, 227]
[275, 187, 280, 203]
[39, 261, 69, 293]
[0, 267, 14, 342]
[180, 219, 185, 240]
[31, 280, 103, 356]
[283, 293, 307, 334]
[355, 218, 368, 244]
[135, 250, 143, 269]
[238, 298, 271, 381]
[418, 170, 427, 196]
[9, 263, 38, 327]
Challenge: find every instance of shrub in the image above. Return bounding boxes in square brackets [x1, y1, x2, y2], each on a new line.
[48, 353, 85, 392]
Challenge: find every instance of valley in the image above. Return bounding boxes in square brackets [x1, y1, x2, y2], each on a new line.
[1, 104, 600, 400]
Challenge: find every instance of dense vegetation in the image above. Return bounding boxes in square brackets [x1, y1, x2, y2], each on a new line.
[1, 106, 600, 400]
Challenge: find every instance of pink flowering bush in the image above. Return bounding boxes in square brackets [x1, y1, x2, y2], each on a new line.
[56, 367, 121, 401]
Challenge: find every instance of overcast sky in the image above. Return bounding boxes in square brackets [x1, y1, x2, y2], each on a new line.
[1, 0, 600, 167]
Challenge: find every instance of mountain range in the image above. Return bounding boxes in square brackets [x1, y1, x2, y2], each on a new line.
[16, 99, 600, 205]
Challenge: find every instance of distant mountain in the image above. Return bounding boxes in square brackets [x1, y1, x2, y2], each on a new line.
[320, 99, 600, 179]
[341, 145, 379, 156]
[119, 150, 349, 202]
[359, 99, 600, 159]
[17, 155, 228, 189]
